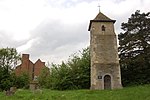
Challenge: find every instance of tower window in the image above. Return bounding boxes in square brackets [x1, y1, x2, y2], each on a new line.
[102, 25, 105, 31]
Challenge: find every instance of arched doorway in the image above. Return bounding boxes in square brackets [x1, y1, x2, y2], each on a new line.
[104, 75, 111, 89]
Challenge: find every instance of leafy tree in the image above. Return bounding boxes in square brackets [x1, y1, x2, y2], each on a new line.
[15, 72, 30, 89]
[49, 62, 75, 90]
[47, 47, 90, 90]
[0, 73, 14, 91]
[118, 10, 150, 86]
[67, 47, 90, 89]
[0, 48, 20, 90]
[0, 48, 20, 72]
[38, 67, 51, 88]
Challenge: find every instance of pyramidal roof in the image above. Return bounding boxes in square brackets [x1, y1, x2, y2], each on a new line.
[94, 12, 112, 21]
[88, 12, 116, 31]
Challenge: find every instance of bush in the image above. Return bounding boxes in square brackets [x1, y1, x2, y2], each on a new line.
[38, 67, 51, 88]
[41, 47, 90, 90]
[15, 73, 30, 89]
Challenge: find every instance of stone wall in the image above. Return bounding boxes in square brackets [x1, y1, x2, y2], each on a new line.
[89, 14, 122, 90]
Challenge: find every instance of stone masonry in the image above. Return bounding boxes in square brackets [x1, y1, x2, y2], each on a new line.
[88, 12, 122, 90]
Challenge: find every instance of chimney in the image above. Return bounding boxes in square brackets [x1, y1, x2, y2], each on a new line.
[22, 54, 29, 63]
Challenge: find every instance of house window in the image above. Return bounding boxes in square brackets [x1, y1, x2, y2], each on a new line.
[102, 25, 105, 31]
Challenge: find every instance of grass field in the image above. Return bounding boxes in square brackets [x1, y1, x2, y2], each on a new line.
[0, 84, 150, 100]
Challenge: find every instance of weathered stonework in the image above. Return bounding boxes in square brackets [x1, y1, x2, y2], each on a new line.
[88, 12, 122, 90]
[29, 81, 39, 91]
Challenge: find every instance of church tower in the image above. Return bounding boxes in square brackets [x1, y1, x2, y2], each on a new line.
[88, 12, 122, 90]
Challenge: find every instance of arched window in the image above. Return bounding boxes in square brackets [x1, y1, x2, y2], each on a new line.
[102, 25, 105, 31]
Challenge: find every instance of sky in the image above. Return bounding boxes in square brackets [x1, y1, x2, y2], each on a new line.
[0, 0, 150, 64]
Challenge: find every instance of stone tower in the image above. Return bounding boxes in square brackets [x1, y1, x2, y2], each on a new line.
[88, 12, 122, 90]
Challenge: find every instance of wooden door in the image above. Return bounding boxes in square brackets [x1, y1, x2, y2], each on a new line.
[104, 75, 111, 89]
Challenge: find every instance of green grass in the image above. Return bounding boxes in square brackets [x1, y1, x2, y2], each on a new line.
[0, 84, 150, 100]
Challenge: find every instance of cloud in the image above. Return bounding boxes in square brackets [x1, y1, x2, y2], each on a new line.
[0, 30, 27, 48]
[23, 19, 89, 63]
[0, 0, 48, 40]
[0, 0, 150, 64]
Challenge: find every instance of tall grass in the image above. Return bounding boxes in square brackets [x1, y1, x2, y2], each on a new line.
[0, 84, 150, 100]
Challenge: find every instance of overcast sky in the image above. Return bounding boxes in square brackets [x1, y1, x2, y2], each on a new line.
[0, 0, 150, 64]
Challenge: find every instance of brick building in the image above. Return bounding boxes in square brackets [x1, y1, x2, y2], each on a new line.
[15, 54, 46, 80]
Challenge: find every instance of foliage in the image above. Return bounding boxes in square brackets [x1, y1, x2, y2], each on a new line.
[0, 84, 150, 100]
[0, 48, 20, 71]
[47, 47, 90, 90]
[0, 72, 15, 91]
[118, 10, 150, 86]
[38, 67, 51, 88]
[0, 48, 20, 90]
[15, 72, 30, 89]
[49, 63, 73, 90]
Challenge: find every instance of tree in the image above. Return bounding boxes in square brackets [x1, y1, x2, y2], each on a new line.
[0, 48, 20, 72]
[38, 67, 51, 88]
[118, 10, 150, 86]
[15, 72, 30, 89]
[49, 62, 75, 90]
[67, 47, 90, 89]
[0, 48, 20, 90]
[46, 47, 90, 90]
